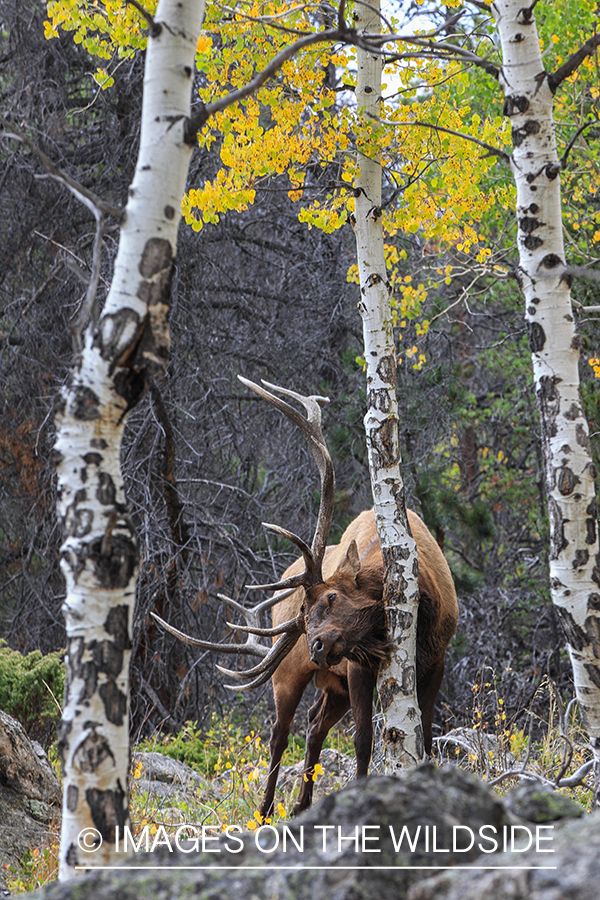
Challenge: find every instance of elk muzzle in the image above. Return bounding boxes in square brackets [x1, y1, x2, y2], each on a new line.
[309, 631, 347, 668]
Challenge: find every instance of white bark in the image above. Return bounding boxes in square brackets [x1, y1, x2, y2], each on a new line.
[493, 0, 600, 803]
[353, 0, 424, 771]
[55, 0, 206, 878]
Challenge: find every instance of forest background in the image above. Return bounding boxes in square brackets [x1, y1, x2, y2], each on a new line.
[1, 0, 599, 788]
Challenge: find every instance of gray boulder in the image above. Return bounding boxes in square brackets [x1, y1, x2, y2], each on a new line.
[36, 763, 521, 900]
[132, 751, 210, 803]
[408, 810, 600, 900]
[0, 710, 61, 890]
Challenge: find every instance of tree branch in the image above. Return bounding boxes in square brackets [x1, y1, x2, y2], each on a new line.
[125, 0, 162, 37]
[0, 117, 123, 219]
[560, 117, 599, 169]
[374, 114, 510, 163]
[185, 26, 353, 141]
[548, 31, 600, 93]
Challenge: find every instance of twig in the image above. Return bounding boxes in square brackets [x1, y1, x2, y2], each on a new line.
[69, 213, 105, 351]
[0, 117, 123, 220]
[549, 31, 600, 92]
[125, 0, 162, 37]
[371, 114, 510, 162]
[560, 117, 599, 169]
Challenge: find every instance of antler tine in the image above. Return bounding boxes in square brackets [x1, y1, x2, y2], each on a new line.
[216, 619, 304, 679]
[221, 630, 304, 690]
[226, 615, 303, 638]
[238, 374, 336, 583]
[151, 612, 269, 658]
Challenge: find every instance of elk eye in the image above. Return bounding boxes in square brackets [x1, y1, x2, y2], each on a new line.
[327, 593, 336, 606]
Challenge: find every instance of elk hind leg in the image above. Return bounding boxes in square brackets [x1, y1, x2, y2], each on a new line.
[292, 687, 350, 815]
[417, 657, 446, 755]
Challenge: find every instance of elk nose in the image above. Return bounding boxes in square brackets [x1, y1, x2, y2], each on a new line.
[310, 638, 328, 667]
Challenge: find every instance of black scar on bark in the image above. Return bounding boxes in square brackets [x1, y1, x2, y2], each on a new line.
[370, 416, 399, 469]
[541, 253, 563, 269]
[65, 843, 79, 868]
[86, 780, 128, 844]
[584, 663, 600, 690]
[527, 321, 546, 352]
[57, 719, 72, 769]
[377, 353, 396, 387]
[573, 549, 589, 569]
[503, 94, 529, 116]
[537, 374, 562, 439]
[88, 532, 137, 589]
[70, 637, 98, 703]
[66, 784, 78, 812]
[83, 452, 103, 466]
[563, 402, 582, 421]
[548, 496, 568, 559]
[378, 677, 401, 712]
[139, 237, 173, 279]
[519, 215, 543, 234]
[97, 472, 116, 506]
[65, 506, 93, 539]
[590, 593, 600, 610]
[72, 727, 116, 773]
[523, 235, 544, 250]
[586, 499, 597, 545]
[367, 387, 392, 414]
[584, 615, 600, 656]
[113, 368, 147, 411]
[96, 307, 141, 368]
[99, 681, 128, 726]
[556, 465, 580, 496]
[554, 605, 586, 651]
[70, 385, 101, 421]
[512, 119, 541, 147]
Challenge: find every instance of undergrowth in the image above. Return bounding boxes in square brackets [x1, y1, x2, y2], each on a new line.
[5, 680, 594, 892]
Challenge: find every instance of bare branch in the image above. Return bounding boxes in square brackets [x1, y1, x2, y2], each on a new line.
[185, 27, 351, 141]
[125, 0, 162, 37]
[373, 114, 510, 163]
[0, 117, 123, 220]
[69, 214, 105, 352]
[560, 117, 599, 169]
[549, 31, 600, 92]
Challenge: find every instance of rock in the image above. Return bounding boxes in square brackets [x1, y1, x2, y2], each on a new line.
[0, 711, 61, 890]
[36, 762, 521, 900]
[132, 751, 210, 803]
[407, 811, 600, 900]
[278, 748, 355, 803]
[504, 780, 584, 823]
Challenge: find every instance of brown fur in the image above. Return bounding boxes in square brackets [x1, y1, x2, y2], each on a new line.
[259, 508, 459, 817]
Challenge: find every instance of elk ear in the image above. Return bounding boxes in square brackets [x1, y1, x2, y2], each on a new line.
[334, 540, 361, 582]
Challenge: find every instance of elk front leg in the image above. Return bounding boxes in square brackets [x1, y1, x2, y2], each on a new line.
[292, 687, 350, 815]
[348, 663, 377, 776]
[260, 673, 313, 819]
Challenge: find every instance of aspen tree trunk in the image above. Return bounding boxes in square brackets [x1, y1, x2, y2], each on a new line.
[493, 0, 600, 803]
[353, 0, 425, 771]
[55, 0, 206, 878]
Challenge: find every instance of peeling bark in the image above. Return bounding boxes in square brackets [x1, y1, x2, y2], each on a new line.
[55, 0, 206, 878]
[353, 0, 424, 773]
[493, 0, 600, 805]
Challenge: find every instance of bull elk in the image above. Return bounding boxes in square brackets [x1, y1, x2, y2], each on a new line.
[153, 377, 459, 817]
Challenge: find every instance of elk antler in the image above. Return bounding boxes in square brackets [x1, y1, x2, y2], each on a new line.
[151, 586, 294, 659]
[152, 377, 336, 692]
[239, 376, 335, 591]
